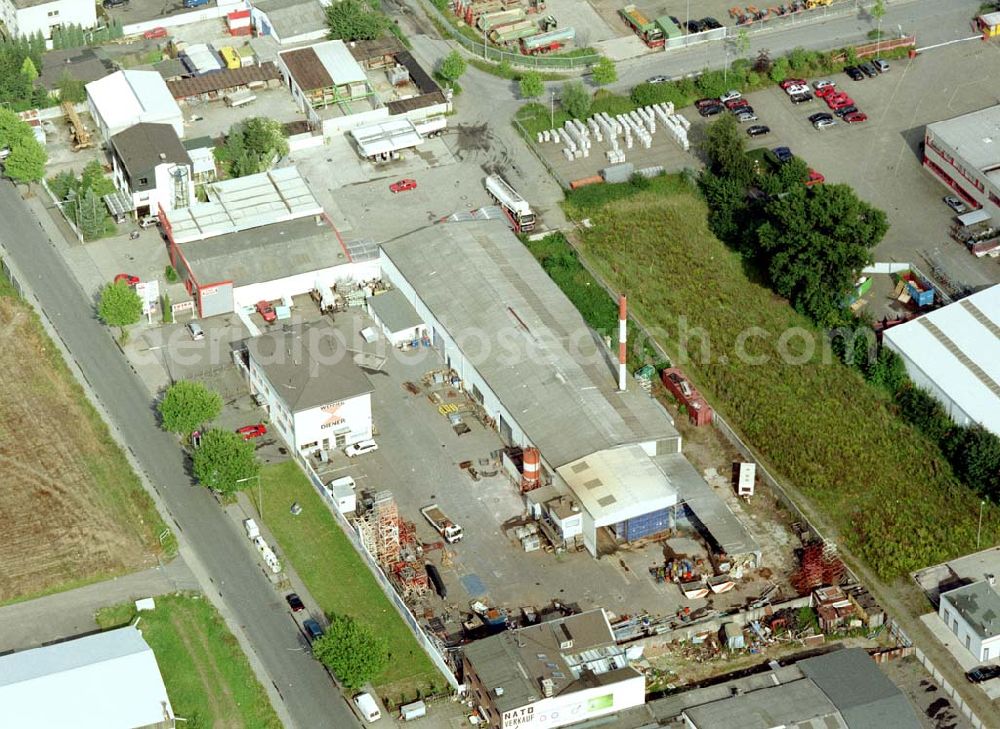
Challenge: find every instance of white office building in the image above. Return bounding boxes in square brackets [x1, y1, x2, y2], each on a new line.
[0, 0, 95, 40]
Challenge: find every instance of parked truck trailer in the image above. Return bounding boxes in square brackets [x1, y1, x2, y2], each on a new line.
[421, 504, 464, 543]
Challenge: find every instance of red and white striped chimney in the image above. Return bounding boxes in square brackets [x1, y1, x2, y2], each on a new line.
[618, 294, 627, 391]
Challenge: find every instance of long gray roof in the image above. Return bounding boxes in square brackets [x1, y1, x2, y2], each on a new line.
[799, 648, 922, 729]
[941, 580, 1000, 639]
[380, 221, 678, 468]
[682, 678, 843, 729]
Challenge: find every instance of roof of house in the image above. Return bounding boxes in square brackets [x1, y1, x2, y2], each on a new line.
[0, 627, 173, 729]
[799, 648, 922, 729]
[926, 105, 1000, 173]
[280, 40, 367, 92]
[380, 221, 679, 469]
[254, 0, 327, 39]
[941, 580, 1000, 640]
[369, 288, 422, 333]
[463, 609, 637, 713]
[39, 48, 112, 90]
[883, 284, 1000, 436]
[246, 321, 374, 412]
[167, 62, 281, 99]
[180, 214, 349, 288]
[111, 123, 191, 184]
[681, 678, 843, 729]
[86, 70, 182, 134]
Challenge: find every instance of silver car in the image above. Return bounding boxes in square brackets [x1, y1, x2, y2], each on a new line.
[186, 321, 205, 341]
[943, 195, 967, 214]
[813, 118, 837, 130]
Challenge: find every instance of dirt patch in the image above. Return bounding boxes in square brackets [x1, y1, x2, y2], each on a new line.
[0, 296, 158, 602]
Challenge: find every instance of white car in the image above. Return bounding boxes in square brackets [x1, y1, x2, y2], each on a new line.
[812, 79, 835, 90]
[719, 89, 741, 103]
[344, 439, 378, 457]
[784, 84, 809, 96]
[813, 118, 838, 130]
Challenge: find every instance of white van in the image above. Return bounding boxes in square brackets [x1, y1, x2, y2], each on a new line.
[353, 693, 381, 723]
[243, 518, 260, 540]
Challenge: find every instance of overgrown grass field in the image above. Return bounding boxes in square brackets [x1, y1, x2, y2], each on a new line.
[260, 461, 442, 697]
[539, 180, 999, 579]
[97, 594, 282, 728]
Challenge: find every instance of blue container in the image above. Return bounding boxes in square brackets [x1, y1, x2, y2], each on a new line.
[614, 507, 672, 541]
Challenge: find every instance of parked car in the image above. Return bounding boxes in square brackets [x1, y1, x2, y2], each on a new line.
[815, 85, 838, 99]
[808, 112, 833, 124]
[302, 619, 324, 642]
[724, 98, 749, 110]
[686, 19, 704, 32]
[844, 66, 864, 80]
[943, 195, 968, 214]
[143, 27, 168, 40]
[113, 273, 140, 286]
[859, 62, 878, 77]
[873, 58, 890, 73]
[735, 111, 758, 123]
[695, 97, 720, 109]
[701, 16, 723, 29]
[344, 439, 378, 457]
[833, 105, 859, 118]
[236, 423, 267, 440]
[669, 15, 681, 28]
[389, 178, 417, 193]
[698, 104, 724, 117]
[647, 75, 669, 84]
[186, 321, 204, 341]
[812, 79, 835, 90]
[772, 146, 794, 163]
[779, 78, 806, 90]
[828, 96, 855, 110]
[139, 214, 159, 228]
[784, 84, 810, 96]
[806, 169, 825, 186]
[285, 593, 305, 612]
[719, 89, 742, 103]
[746, 125, 770, 137]
[102, 0, 128, 7]
[256, 300, 277, 322]
[843, 111, 869, 123]
[813, 117, 837, 130]
[966, 665, 1000, 683]
[789, 92, 813, 104]
[353, 693, 382, 723]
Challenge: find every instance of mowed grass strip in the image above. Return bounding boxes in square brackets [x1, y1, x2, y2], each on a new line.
[97, 594, 281, 728]
[0, 275, 173, 605]
[550, 182, 998, 579]
[261, 461, 442, 693]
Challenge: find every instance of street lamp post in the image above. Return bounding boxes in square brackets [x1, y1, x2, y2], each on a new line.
[238, 474, 263, 518]
[550, 90, 555, 129]
[978, 500, 986, 550]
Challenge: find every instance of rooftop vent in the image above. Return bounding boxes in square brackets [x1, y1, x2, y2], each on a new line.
[540, 678, 554, 697]
[558, 623, 574, 650]
[493, 687, 504, 697]
[988, 574, 996, 587]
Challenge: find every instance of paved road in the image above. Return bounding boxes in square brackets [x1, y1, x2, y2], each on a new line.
[0, 183, 358, 729]
[0, 561, 199, 654]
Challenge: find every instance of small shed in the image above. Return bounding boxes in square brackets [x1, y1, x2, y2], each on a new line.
[977, 11, 1000, 38]
[721, 622, 745, 650]
[368, 289, 424, 346]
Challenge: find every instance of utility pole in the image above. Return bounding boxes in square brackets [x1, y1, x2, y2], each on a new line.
[238, 474, 263, 518]
[978, 500, 986, 550]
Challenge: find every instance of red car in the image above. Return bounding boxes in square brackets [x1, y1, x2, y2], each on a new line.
[779, 78, 806, 90]
[236, 423, 267, 440]
[114, 273, 140, 286]
[805, 169, 825, 187]
[844, 111, 868, 123]
[143, 27, 168, 39]
[724, 98, 750, 110]
[256, 300, 277, 322]
[389, 178, 417, 193]
[828, 96, 855, 110]
[815, 85, 838, 99]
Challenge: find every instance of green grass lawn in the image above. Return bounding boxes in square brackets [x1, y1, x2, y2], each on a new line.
[96, 594, 281, 728]
[260, 461, 442, 697]
[537, 181, 1000, 579]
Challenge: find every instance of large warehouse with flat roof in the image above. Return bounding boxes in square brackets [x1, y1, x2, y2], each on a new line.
[923, 105, 1000, 224]
[379, 221, 758, 561]
[883, 284, 1000, 435]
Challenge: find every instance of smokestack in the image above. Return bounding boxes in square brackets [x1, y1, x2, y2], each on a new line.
[618, 295, 627, 391]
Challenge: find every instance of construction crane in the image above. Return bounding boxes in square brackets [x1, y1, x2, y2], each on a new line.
[61, 101, 91, 150]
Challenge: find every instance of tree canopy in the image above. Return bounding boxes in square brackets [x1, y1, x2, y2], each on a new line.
[325, 0, 389, 41]
[518, 71, 543, 99]
[559, 81, 591, 120]
[158, 380, 223, 436]
[438, 51, 467, 83]
[5, 136, 46, 183]
[192, 429, 260, 495]
[590, 57, 617, 86]
[97, 280, 143, 328]
[311, 614, 388, 689]
[218, 117, 289, 178]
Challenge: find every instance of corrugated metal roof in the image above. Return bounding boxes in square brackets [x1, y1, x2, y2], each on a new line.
[313, 40, 367, 85]
[350, 117, 423, 157]
[369, 289, 422, 333]
[380, 221, 679, 469]
[86, 70, 181, 134]
[167, 62, 280, 98]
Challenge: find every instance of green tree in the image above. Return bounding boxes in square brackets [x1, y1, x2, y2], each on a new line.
[701, 113, 753, 185]
[438, 51, 466, 83]
[98, 280, 142, 330]
[559, 81, 591, 120]
[219, 117, 289, 178]
[312, 615, 388, 689]
[945, 426, 1000, 500]
[5, 137, 47, 183]
[590, 56, 617, 86]
[19, 56, 37, 82]
[0, 107, 32, 149]
[158, 380, 223, 436]
[519, 71, 544, 99]
[76, 187, 107, 240]
[81, 159, 116, 197]
[192, 429, 260, 495]
[325, 0, 389, 41]
[57, 72, 86, 103]
[769, 56, 790, 83]
[894, 384, 955, 443]
[871, 0, 886, 56]
[756, 184, 887, 324]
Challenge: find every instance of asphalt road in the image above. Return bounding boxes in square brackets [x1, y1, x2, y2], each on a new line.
[0, 182, 357, 729]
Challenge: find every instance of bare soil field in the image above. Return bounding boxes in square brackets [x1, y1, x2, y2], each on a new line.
[0, 281, 171, 604]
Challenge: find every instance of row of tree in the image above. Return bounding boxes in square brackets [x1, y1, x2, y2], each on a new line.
[48, 160, 117, 240]
[0, 108, 47, 183]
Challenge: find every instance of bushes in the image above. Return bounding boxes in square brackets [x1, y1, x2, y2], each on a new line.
[588, 90, 635, 118]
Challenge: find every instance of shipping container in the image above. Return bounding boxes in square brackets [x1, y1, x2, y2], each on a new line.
[601, 162, 635, 184]
[612, 506, 672, 541]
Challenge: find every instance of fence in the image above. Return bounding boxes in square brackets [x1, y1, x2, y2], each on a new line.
[0, 256, 24, 298]
[421, 0, 599, 68]
[913, 643, 986, 729]
[291, 450, 460, 690]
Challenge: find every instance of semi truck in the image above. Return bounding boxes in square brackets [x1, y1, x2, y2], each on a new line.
[484, 174, 536, 232]
[421, 504, 464, 543]
[619, 4, 664, 48]
[520, 26, 575, 54]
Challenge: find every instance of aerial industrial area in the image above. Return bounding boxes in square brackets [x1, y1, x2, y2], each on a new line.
[0, 0, 998, 728]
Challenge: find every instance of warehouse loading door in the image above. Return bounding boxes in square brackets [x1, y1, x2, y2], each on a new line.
[499, 414, 513, 445]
